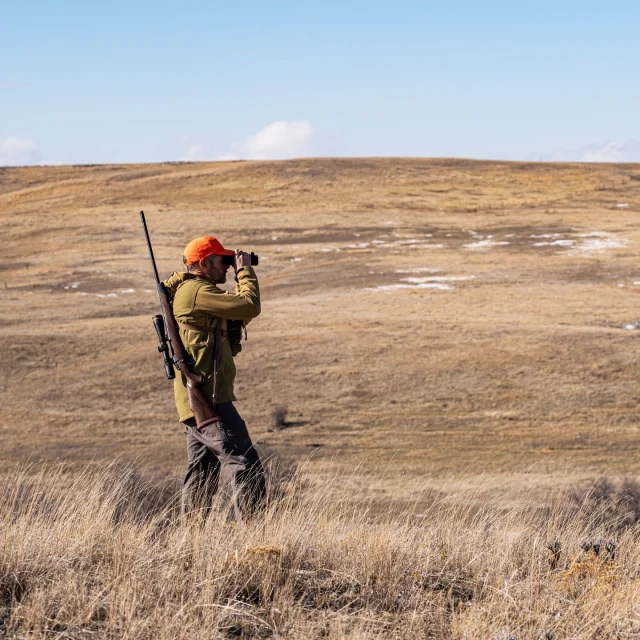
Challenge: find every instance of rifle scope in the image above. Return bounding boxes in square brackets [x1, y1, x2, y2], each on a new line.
[153, 314, 175, 380]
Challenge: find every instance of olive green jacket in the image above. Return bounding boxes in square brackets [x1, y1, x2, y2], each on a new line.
[162, 267, 260, 422]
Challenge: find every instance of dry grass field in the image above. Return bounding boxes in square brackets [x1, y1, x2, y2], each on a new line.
[2, 157, 640, 637]
[2, 461, 640, 639]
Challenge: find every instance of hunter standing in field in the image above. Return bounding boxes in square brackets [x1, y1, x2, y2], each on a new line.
[162, 236, 266, 521]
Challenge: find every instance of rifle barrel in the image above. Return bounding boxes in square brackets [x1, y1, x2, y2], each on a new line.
[140, 210, 161, 286]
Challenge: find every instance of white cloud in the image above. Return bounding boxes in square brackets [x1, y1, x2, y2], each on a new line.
[581, 141, 640, 163]
[551, 140, 640, 163]
[222, 120, 314, 160]
[0, 136, 41, 166]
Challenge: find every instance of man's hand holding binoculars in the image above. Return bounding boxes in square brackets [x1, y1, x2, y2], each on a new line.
[235, 249, 252, 272]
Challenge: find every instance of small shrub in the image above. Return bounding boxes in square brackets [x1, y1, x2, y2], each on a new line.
[271, 405, 288, 430]
[567, 476, 640, 532]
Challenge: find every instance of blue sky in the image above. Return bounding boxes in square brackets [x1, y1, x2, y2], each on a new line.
[1, 0, 639, 165]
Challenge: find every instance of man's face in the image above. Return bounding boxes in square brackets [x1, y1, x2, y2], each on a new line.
[203, 255, 230, 284]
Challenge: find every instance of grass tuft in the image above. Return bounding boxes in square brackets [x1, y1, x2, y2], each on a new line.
[270, 405, 289, 430]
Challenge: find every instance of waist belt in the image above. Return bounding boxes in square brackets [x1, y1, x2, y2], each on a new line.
[177, 322, 228, 337]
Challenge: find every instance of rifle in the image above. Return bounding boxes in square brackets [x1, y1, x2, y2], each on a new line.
[140, 211, 221, 428]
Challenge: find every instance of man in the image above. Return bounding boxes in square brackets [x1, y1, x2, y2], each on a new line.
[162, 235, 266, 522]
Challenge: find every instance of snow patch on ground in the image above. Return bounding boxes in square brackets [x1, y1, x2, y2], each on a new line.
[314, 228, 626, 259]
[532, 239, 575, 247]
[93, 289, 135, 298]
[367, 272, 474, 293]
[402, 275, 476, 284]
[530, 233, 562, 239]
[366, 283, 454, 292]
[463, 239, 510, 249]
[570, 233, 627, 255]
[318, 239, 446, 254]
[520, 230, 628, 255]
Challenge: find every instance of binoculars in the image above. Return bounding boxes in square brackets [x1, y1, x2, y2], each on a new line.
[222, 252, 259, 266]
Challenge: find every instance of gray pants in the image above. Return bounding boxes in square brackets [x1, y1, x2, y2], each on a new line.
[182, 402, 266, 522]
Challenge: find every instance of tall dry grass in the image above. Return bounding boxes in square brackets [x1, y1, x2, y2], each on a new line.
[1, 463, 640, 639]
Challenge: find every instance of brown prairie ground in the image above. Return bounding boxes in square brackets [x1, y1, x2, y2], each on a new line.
[1, 157, 640, 506]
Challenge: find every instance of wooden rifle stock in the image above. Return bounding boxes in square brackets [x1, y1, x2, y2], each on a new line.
[141, 211, 221, 428]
